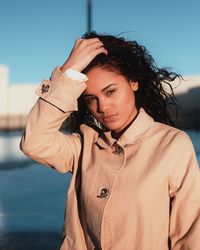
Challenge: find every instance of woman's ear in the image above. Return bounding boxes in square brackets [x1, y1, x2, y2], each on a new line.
[130, 81, 138, 91]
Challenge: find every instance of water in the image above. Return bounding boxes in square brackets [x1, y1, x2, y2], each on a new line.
[0, 131, 72, 249]
[0, 131, 199, 249]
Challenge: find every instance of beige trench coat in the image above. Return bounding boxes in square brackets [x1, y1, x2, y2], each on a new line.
[20, 67, 200, 250]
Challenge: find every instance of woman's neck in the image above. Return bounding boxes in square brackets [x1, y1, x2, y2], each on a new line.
[111, 111, 139, 140]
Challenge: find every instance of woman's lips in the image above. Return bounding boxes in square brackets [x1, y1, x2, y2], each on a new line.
[102, 114, 118, 122]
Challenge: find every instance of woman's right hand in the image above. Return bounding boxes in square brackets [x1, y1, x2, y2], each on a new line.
[60, 38, 108, 73]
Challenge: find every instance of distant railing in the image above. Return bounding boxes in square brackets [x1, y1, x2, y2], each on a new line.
[0, 115, 27, 131]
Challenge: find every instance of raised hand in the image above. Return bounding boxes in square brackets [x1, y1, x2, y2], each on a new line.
[60, 38, 108, 73]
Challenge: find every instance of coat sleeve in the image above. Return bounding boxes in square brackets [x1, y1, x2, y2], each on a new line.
[20, 67, 86, 173]
[169, 131, 200, 249]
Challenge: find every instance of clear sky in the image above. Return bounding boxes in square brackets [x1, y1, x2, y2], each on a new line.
[1, 0, 200, 84]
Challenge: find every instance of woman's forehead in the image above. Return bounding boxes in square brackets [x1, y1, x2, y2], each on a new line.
[84, 68, 129, 94]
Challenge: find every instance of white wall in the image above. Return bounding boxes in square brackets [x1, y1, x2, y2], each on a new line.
[0, 65, 39, 116]
[173, 75, 200, 95]
[0, 65, 9, 115]
[9, 84, 39, 115]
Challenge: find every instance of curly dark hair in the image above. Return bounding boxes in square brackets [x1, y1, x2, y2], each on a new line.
[70, 32, 181, 131]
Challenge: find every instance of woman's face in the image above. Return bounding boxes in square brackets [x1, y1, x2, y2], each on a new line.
[83, 67, 138, 133]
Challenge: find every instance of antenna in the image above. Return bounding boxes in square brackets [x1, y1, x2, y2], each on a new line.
[87, 0, 92, 33]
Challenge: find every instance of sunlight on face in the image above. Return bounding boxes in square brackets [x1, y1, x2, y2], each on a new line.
[83, 67, 138, 133]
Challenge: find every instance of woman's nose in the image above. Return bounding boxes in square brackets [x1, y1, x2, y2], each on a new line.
[97, 98, 109, 113]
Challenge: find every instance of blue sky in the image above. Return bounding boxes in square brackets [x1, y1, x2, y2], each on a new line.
[1, 0, 200, 84]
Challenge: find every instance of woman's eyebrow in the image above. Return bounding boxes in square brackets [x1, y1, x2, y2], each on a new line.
[83, 83, 117, 97]
[101, 83, 117, 92]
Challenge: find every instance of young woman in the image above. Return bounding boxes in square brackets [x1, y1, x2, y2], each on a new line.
[20, 32, 200, 250]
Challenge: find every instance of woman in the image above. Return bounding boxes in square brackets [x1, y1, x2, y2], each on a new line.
[20, 32, 200, 250]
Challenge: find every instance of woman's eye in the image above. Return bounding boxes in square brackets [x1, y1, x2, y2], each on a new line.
[85, 97, 96, 104]
[106, 89, 115, 96]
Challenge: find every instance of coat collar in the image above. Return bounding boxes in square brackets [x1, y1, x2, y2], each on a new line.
[95, 108, 154, 149]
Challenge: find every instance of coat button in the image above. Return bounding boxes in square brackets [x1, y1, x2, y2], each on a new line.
[41, 83, 50, 93]
[97, 188, 109, 198]
[112, 143, 124, 155]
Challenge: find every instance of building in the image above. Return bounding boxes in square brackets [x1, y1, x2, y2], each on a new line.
[0, 65, 38, 130]
[0, 65, 200, 130]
